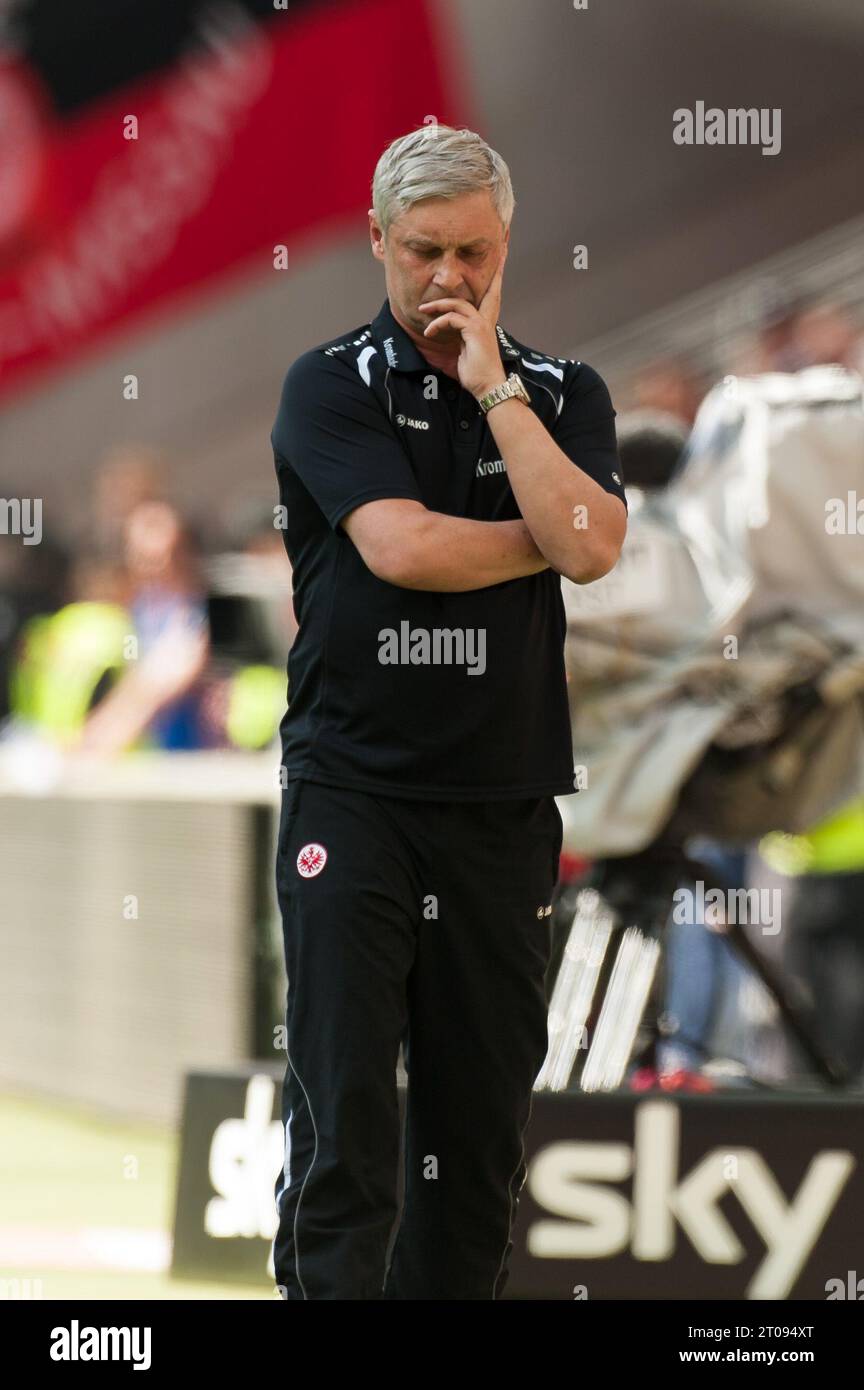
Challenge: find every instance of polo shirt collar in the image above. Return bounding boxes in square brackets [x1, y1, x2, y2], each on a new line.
[370, 298, 522, 375]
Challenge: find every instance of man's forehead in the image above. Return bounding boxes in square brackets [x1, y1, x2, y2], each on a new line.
[394, 193, 503, 241]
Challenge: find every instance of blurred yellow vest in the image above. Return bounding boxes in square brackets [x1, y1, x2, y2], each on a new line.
[760, 796, 864, 876]
[10, 602, 130, 737]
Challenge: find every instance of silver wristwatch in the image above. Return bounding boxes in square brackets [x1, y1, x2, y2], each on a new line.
[477, 372, 531, 414]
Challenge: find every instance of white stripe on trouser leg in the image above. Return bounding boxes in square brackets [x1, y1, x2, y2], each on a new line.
[492, 1090, 534, 1299]
[276, 1050, 318, 1301]
[274, 1113, 292, 1213]
[270, 1112, 292, 1289]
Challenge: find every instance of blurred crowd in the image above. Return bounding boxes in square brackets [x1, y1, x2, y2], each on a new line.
[622, 294, 864, 431]
[0, 447, 294, 755]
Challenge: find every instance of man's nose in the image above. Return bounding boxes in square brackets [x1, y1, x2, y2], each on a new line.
[431, 255, 464, 293]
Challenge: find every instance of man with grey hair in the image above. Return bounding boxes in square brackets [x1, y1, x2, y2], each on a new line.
[271, 124, 627, 1299]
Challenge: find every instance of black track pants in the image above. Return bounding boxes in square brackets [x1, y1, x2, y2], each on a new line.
[272, 779, 563, 1300]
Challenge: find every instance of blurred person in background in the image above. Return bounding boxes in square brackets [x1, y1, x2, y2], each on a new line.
[77, 443, 166, 565]
[0, 525, 70, 724]
[655, 841, 754, 1086]
[792, 299, 864, 374]
[6, 550, 127, 747]
[751, 297, 806, 373]
[614, 407, 688, 490]
[630, 357, 706, 429]
[730, 285, 807, 375]
[78, 500, 210, 753]
[196, 498, 295, 751]
[760, 796, 864, 1083]
[13, 486, 292, 758]
[731, 293, 864, 378]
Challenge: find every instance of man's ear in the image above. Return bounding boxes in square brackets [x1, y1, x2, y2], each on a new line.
[369, 210, 385, 261]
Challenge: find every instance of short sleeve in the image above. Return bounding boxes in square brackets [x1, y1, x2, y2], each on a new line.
[271, 350, 423, 530]
[552, 362, 627, 512]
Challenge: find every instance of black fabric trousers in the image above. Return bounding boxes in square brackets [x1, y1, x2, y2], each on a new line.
[272, 778, 563, 1300]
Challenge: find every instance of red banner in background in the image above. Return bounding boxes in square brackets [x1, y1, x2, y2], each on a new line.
[0, 0, 467, 403]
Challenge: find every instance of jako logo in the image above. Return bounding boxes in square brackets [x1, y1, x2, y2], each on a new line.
[50, 1321, 151, 1370]
[396, 414, 429, 430]
[526, 1100, 853, 1299]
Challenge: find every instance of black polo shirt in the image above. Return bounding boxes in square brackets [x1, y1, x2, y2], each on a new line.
[271, 297, 626, 800]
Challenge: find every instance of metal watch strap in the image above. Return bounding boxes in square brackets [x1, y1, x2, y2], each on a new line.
[478, 372, 530, 414]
